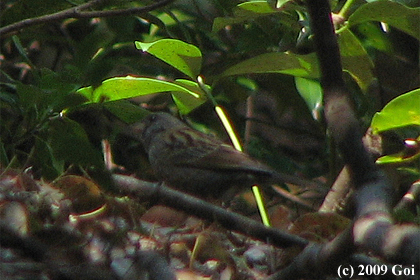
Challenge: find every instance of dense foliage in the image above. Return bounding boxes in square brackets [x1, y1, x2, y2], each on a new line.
[1, 0, 419, 279]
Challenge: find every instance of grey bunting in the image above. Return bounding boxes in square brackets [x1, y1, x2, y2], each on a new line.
[124, 112, 319, 198]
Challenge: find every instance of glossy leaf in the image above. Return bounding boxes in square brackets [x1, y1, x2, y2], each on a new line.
[221, 30, 374, 92]
[135, 39, 202, 79]
[376, 151, 420, 165]
[267, 0, 296, 10]
[339, 29, 375, 92]
[371, 89, 420, 133]
[234, 1, 277, 16]
[172, 79, 209, 114]
[77, 76, 206, 103]
[295, 77, 323, 113]
[348, 1, 420, 40]
[221, 52, 319, 78]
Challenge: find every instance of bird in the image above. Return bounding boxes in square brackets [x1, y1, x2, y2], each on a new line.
[124, 112, 319, 198]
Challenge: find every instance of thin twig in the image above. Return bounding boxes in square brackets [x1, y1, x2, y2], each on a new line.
[0, 0, 175, 36]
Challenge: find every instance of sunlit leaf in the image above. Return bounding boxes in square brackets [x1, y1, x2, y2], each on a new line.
[135, 39, 202, 79]
[77, 76, 205, 103]
[267, 0, 295, 10]
[376, 151, 420, 165]
[377, 137, 420, 165]
[295, 77, 322, 112]
[371, 89, 420, 133]
[172, 79, 208, 114]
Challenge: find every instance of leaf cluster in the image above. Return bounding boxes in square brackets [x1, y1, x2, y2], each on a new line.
[1, 1, 420, 279]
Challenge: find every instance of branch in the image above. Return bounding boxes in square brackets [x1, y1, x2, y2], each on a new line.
[0, 0, 175, 37]
[113, 175, 393, 279]
[267, 0, 420, 278]
[307, 0, 419, 267]
[307, 1, 376, 184]
[112, 174, 309, 249]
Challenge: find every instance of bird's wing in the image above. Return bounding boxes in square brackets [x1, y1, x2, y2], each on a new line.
[168, 132, 273, 175]
[164, 128, 322, 187]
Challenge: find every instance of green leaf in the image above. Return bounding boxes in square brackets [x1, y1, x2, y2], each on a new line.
[33, 137, 63, 180]
[295, 77, 323, 112]
[77, 86, 95, 101]
[172, 79, 209, 114]
[48, 118, 103, 167]
[148, 10, 193, 37]
[16, 83, 55, 112]
[213, 1, 277, 32]
[103, 101, 150, 124]
[267, 0, 295, 10]
[371, 89, 420, 133]
[39, 68, 80, 95]
[213, 17, 249, 32]
[351, 22, 394, 54]
[16, 69, 84, 115]
[376, 151, 420, 165]
[212, 1, 296, 32]
[221, 52, 319, 78]
[135, 39, 202, 79]
[339, 29, 375, 91]
[234, 1, 277, 16]
[77, 76, 206, 103]
[348, 1, 420, 40]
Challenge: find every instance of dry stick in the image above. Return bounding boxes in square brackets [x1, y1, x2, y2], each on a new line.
[319, 165, 353, 213]
[320, 128, 384, 213]
[112, 174, 309, 248]
[244, 95, 254, 151]
[0, 0, 175, 36]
